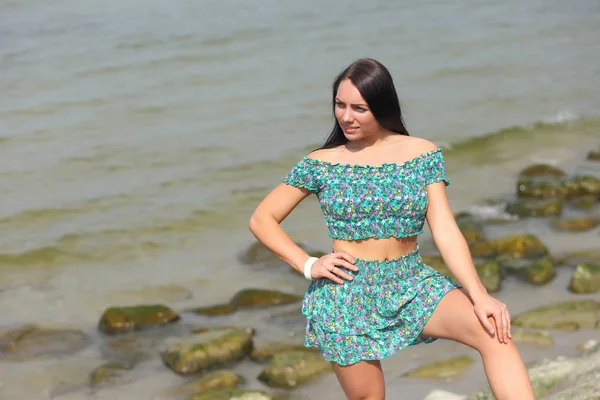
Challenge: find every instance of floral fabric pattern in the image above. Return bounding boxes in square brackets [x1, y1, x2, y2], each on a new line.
[282, 148, 450, 240]
[281, 148, 461, 366]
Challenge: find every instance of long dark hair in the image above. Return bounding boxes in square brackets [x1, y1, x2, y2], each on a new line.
[319, 58, 409, 150]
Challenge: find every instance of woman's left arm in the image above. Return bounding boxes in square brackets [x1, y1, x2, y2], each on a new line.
[426, 181, 512, 344]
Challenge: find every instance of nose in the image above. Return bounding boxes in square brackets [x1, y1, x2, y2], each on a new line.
[341, 108, 353, 123]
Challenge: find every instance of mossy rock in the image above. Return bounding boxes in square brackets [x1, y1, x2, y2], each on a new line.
[551, 216, 600, 232]
[89, 361, 133, 387]
[569, 263, 600, 293]
[0, 324, 91, 361]
[188, 389, 272, 400]
[475, 261, 500, 293]
[520, 257, 556, 285]
[230, 289, 302, 309]
[456, 220, 486, 247]
[561, 249, 600, 267]
[511, 329, 553, 347]
[505, 199, 563, 218]
[512, 300, 600, 330]
[403, 356, 474, 378]
[563, 176, 600, 199]
[161, 328, 254, 375]
[571, 195, 598, 210]
[191, 304, 237, 316]
[587, 150, 600, 161]
[488, 234, 549, 260]
[98, 305, 180, 335]
[257, 350, 332, 388]
[518, 164, 566, 178]
[250, 345, 320, 363]
[422, 255, 453, 278]
[516, 178, 566, 200]
[469, 242, 497, 259]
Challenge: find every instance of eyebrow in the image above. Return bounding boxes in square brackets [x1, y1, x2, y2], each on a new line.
[335, 98, 368, 107]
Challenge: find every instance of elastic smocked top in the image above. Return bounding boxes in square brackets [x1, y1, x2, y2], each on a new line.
[282, 148, 449, 240]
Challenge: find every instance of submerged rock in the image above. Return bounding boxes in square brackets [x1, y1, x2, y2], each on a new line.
[512, 300, 600, 330]
[166, 370, 242, 398]
[257, 350, 331, 388]
[230, 289, 302, 309]
[0, 324, 90, 361]
[161, 328, 254, 375]
[98, 305, 179, 335]
[505, 199, 563, 218]
[402, 356, 475, 378]
[511, 329, 554, 347]
[191, 304, 237, 316]
[89, 361, 134, 387]
[569, 263, 600, 294]
[188, 390, 273, 400]
[551, 216, 600, 232]
[520, 257, 557, 285]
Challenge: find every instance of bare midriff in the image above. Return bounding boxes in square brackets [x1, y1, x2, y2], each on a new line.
[332, 236, 418, 261]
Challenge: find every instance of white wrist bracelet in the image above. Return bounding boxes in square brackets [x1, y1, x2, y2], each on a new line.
[303, 257, 318, 280]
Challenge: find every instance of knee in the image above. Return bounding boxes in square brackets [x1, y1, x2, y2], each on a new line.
[349, 396, 384, 400]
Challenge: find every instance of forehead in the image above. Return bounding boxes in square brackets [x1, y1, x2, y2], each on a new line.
[336, 79, 366, 103]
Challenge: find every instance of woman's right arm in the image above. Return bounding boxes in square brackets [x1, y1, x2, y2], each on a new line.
[249, 183, 357, 282]
[248, 183, 314, 274]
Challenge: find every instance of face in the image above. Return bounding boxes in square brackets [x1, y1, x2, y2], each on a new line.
[334, 79, 381, 140]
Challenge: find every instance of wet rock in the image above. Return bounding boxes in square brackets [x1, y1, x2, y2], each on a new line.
[520, 257, 557, 285]
[563, 176, 600, 199]
[166, 370, 242, 398]
[161, 328, 254, 375]
[587, 150, 600, 161]
[89, 361, 133, 387]
[475, 261, 500, 293]
[250, 345, 320, 362]
[188, 389, 273, 400]
[505, 199, 563, 218]
[511, 329, 554, 347]
[512, 300, 600, 330]
[456, 220, 486, 247]
[402, 356, 474, 378]
[468, 242, 497, 259]
[98, 305, 180, 335]
[489, 234, 549, 260]
[569, 263, 600, 294]
[230, 289, 302, 309]
[562, 249, 600, 267]
[424, 390, 466, 400]
[551, 216, 600, 232]
[571, 195, 598, 210]
[516, 178, 566, 200]
[422, 255, 453, 278]
[257, 350, 332, 388]
[0, 324, 91, 361]
[191, 304, 237, 316]
[518, 164, 566, 179]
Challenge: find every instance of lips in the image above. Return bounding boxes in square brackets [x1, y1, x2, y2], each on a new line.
[343, 125, 359, 132]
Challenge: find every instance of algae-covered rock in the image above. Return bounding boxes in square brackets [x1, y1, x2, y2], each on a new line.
[191, 304, 237, 316]
[551, 216, 600, 232]
[488, 234, 549, 260]
[230, 289, 302, 309]
[512, 300, 600, 330]
[403, 356, 474, 378]
[163, 369, 242, 398]
[456, 220, 486, 247]
[516, 178, 566, 200]
[571, 195, 598, 210]
[161, 328, 254, 375]
[569, 263, 600, 294]
[520, 257, 557, 285]
[422, 255, 453, 278]
[475, 261, 500, 293]
[562, 249, 600, 267]
[250, 345, 320, 363]
[587, 150, 600, 161]
[89, 361, 133, 387]
[98, 305, 179, 335]
[0, 324, 91, 361]
[518, 164, 566, 178]
[563, 176, 600, 199]
[511, 329, 554, 347]
[505, 199, 563, 218]
[469, 242, 497, 259]
[188, 389, 272, 400]
[257, 350, 331, 388]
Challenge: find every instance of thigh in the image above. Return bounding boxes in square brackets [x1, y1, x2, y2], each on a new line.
[421, 288, 497, 349]
[332, 360, 385, 400]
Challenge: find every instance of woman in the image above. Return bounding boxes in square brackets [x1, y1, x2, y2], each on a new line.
[249, 59, 534, 400]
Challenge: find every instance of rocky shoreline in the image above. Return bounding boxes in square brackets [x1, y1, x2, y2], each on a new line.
[0, 149, 599, 399]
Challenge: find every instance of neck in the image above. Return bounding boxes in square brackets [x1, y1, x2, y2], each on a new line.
[346, 129, 393, 152]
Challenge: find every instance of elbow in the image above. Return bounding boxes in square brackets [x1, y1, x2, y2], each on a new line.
[248, 213, 260, 234]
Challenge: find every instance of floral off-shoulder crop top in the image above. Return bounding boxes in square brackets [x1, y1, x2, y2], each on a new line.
[282, 148, 449, 240]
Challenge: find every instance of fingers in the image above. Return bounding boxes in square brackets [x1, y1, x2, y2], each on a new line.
[493, 311, 504, 343]
[332, 251, 358, 271]
[477, 310, 495, 335]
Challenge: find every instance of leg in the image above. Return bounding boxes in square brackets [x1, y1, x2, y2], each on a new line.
[332, 360, 386, 400]
[421, 289, 535, 400]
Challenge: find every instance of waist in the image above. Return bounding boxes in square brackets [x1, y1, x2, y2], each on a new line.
[332, 236, 418, 261]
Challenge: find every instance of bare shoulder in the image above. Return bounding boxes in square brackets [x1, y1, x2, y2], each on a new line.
[306, 146, 345, 162]
[388, 136, 440, 158]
